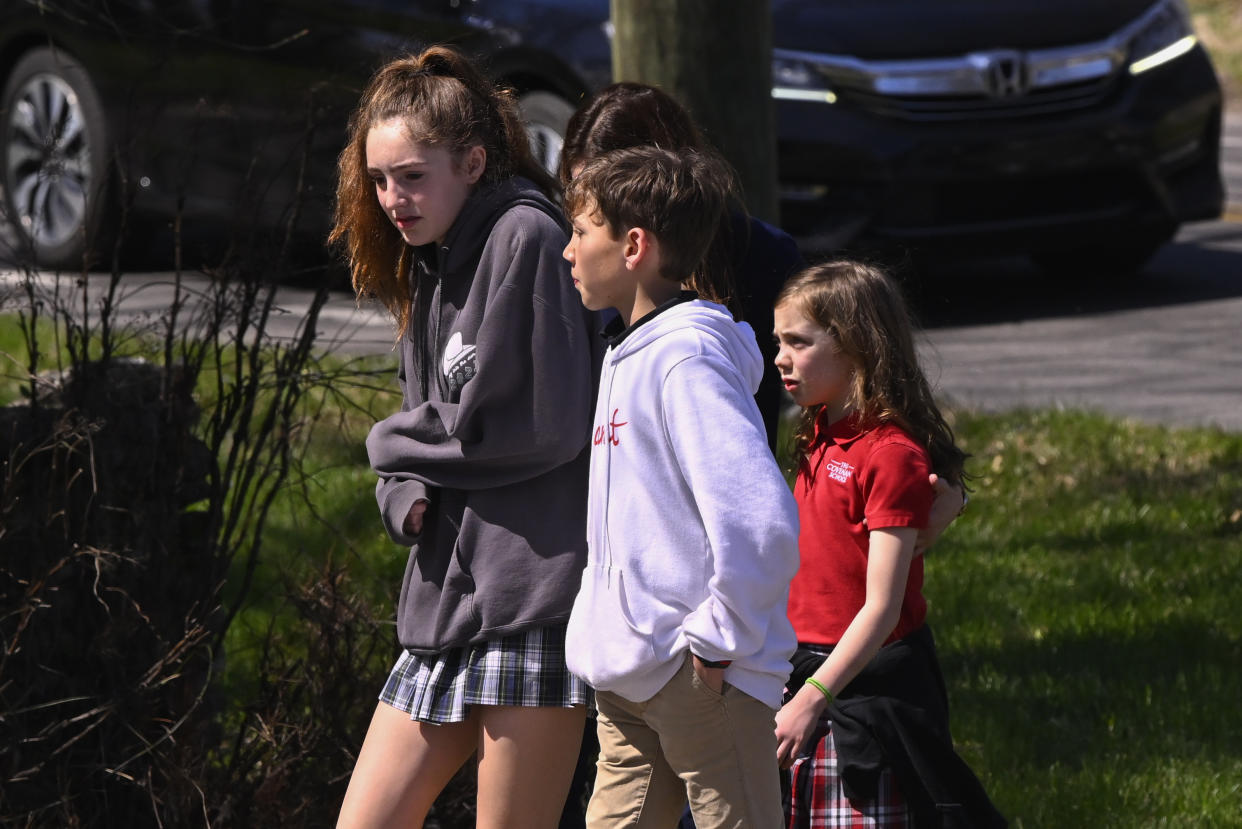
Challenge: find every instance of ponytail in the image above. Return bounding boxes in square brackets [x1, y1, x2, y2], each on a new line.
[409, 47, 558, 197]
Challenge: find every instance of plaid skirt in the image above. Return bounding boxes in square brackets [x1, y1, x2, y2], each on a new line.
[784, 715, 913, 828]
[379, 624, 592, 724]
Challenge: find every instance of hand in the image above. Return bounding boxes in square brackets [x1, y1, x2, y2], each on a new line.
[691, 655, 725, 694]
[915, 474, 965, 555]
[774, 685, 827, 769]
[403, 499, 428, 536]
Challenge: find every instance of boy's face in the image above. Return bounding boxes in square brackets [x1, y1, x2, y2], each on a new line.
[563, 202, 632, 314]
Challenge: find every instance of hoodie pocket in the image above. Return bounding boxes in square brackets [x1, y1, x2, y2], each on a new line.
[567, 563, 657, 686]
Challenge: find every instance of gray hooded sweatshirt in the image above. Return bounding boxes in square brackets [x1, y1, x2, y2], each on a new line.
[366, 177, 594, 654]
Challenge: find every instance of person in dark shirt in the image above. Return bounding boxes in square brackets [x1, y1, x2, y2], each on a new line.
[559, 82, 801, 452]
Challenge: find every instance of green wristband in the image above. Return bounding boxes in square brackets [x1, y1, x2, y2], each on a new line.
[805, 677, 834, 704]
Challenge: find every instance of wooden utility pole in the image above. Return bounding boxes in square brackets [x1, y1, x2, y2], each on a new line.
[610, 0, 778, 224]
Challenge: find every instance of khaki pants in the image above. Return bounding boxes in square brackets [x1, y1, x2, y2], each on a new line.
[586, 654, 783, 829]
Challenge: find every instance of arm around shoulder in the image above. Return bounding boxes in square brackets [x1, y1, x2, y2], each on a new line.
[916, 473, 966, 555]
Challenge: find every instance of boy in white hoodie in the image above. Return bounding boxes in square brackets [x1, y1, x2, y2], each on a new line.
[562, 146, 800, 829]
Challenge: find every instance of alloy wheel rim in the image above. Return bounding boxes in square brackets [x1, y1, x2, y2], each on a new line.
[4, 72, 92, 250]
[525, 122, 564, 177]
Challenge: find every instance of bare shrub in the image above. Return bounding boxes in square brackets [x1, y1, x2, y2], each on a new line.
[0, 226, 401, 825]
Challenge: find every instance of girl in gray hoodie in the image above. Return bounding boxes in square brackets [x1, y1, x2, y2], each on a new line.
[329, 46, 595, 829]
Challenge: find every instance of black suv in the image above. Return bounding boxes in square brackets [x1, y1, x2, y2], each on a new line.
[0, 0, 612, 269]
[769, 0, 1224, 273]
[0, 0, 1224, 274]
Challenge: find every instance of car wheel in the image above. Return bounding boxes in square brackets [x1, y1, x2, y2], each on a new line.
[518, 91, 575, 179]
[2, 47, 112, 270]
[1031, 225, 1176, 279]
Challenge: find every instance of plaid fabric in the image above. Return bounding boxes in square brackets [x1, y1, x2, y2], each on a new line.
[784, 715, 912, 828]
[379, 624, 592, 724]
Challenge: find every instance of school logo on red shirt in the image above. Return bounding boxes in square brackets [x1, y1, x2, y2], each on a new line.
[825, 458, 854, 483]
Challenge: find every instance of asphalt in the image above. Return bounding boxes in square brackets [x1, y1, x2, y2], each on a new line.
[918, 285, 1242, 432]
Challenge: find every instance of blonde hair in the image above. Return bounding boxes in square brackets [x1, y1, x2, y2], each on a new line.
[776, 260, 968, 485]
[328, 46, 556, 334]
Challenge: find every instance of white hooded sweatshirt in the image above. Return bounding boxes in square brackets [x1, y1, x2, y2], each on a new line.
[566, 298, 800, 709]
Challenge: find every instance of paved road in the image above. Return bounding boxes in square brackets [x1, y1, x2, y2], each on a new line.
[913, 110, 1242, 432]
[916, 225, 1242, 432]
[4, 115, 1240, 432]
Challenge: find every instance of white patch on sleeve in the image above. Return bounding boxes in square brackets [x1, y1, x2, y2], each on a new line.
[442, 331, 478, 396]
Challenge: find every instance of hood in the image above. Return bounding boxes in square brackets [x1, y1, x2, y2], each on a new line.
[773, 0, 1160, 58]
[433, 176, 564, 275]
[612, 300, 765, 395]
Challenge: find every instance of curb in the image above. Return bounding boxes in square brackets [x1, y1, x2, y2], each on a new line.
[1223, 108, 1241, 219]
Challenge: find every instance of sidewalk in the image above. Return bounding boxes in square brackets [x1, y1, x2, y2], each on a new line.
[921, 293, 1242, 433]
[1223, 107, 1242, 216]
[0, 268, 395, 356]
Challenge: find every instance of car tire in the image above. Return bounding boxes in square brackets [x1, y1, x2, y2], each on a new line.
[518, 90, 575, 179]
[2, 47, 112, 270]
[1031, 225, 1176, 279]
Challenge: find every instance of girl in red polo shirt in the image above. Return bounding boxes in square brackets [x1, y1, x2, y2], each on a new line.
[772, 261, 1006, 828]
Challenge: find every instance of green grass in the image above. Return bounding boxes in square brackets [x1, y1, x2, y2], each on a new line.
[933, 409, 1242, 827]
[0, 313, 57, 406]
[262, 392, 1242, 826]
[237, 388, 1242, 826]
[213, 352, 407, 696]
[6, 311, 1241, 825]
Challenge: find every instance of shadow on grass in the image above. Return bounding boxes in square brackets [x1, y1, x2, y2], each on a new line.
[930, 410, 1242, 823]
[942, 619, 1242, 770]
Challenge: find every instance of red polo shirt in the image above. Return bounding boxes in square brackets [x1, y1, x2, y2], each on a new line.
[787, 412, 933, 647]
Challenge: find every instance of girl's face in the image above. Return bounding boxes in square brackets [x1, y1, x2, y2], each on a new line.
[773, 302, 857, 422]
[365, 118, 485, 247]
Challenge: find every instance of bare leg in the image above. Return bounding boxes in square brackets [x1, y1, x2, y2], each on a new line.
[337, 701, 479, 828]
[475, 705, 588, 829]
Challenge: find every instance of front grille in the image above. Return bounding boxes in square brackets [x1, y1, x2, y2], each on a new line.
[841, 75, 1119, 122]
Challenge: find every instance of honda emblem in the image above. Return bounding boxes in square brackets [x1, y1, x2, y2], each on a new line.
[981, 51, 1028, 98]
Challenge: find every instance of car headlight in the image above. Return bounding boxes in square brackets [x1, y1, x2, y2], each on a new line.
[1127, 0, 1198, 75]
[772, 51, 838, 103]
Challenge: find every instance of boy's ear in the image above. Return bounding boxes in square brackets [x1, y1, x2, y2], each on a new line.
[623, 227, 653, 270]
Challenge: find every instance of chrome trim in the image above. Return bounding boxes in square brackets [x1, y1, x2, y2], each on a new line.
[773, 40, 1124, 99]
[771, 0, 1187, 100]
[772, 87, 838, 104]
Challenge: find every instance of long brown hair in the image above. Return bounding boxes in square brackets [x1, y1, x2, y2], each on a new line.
[776, 261, 969, 486]
[328, 45, 557, 334]
[559, 82, 740, 315]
